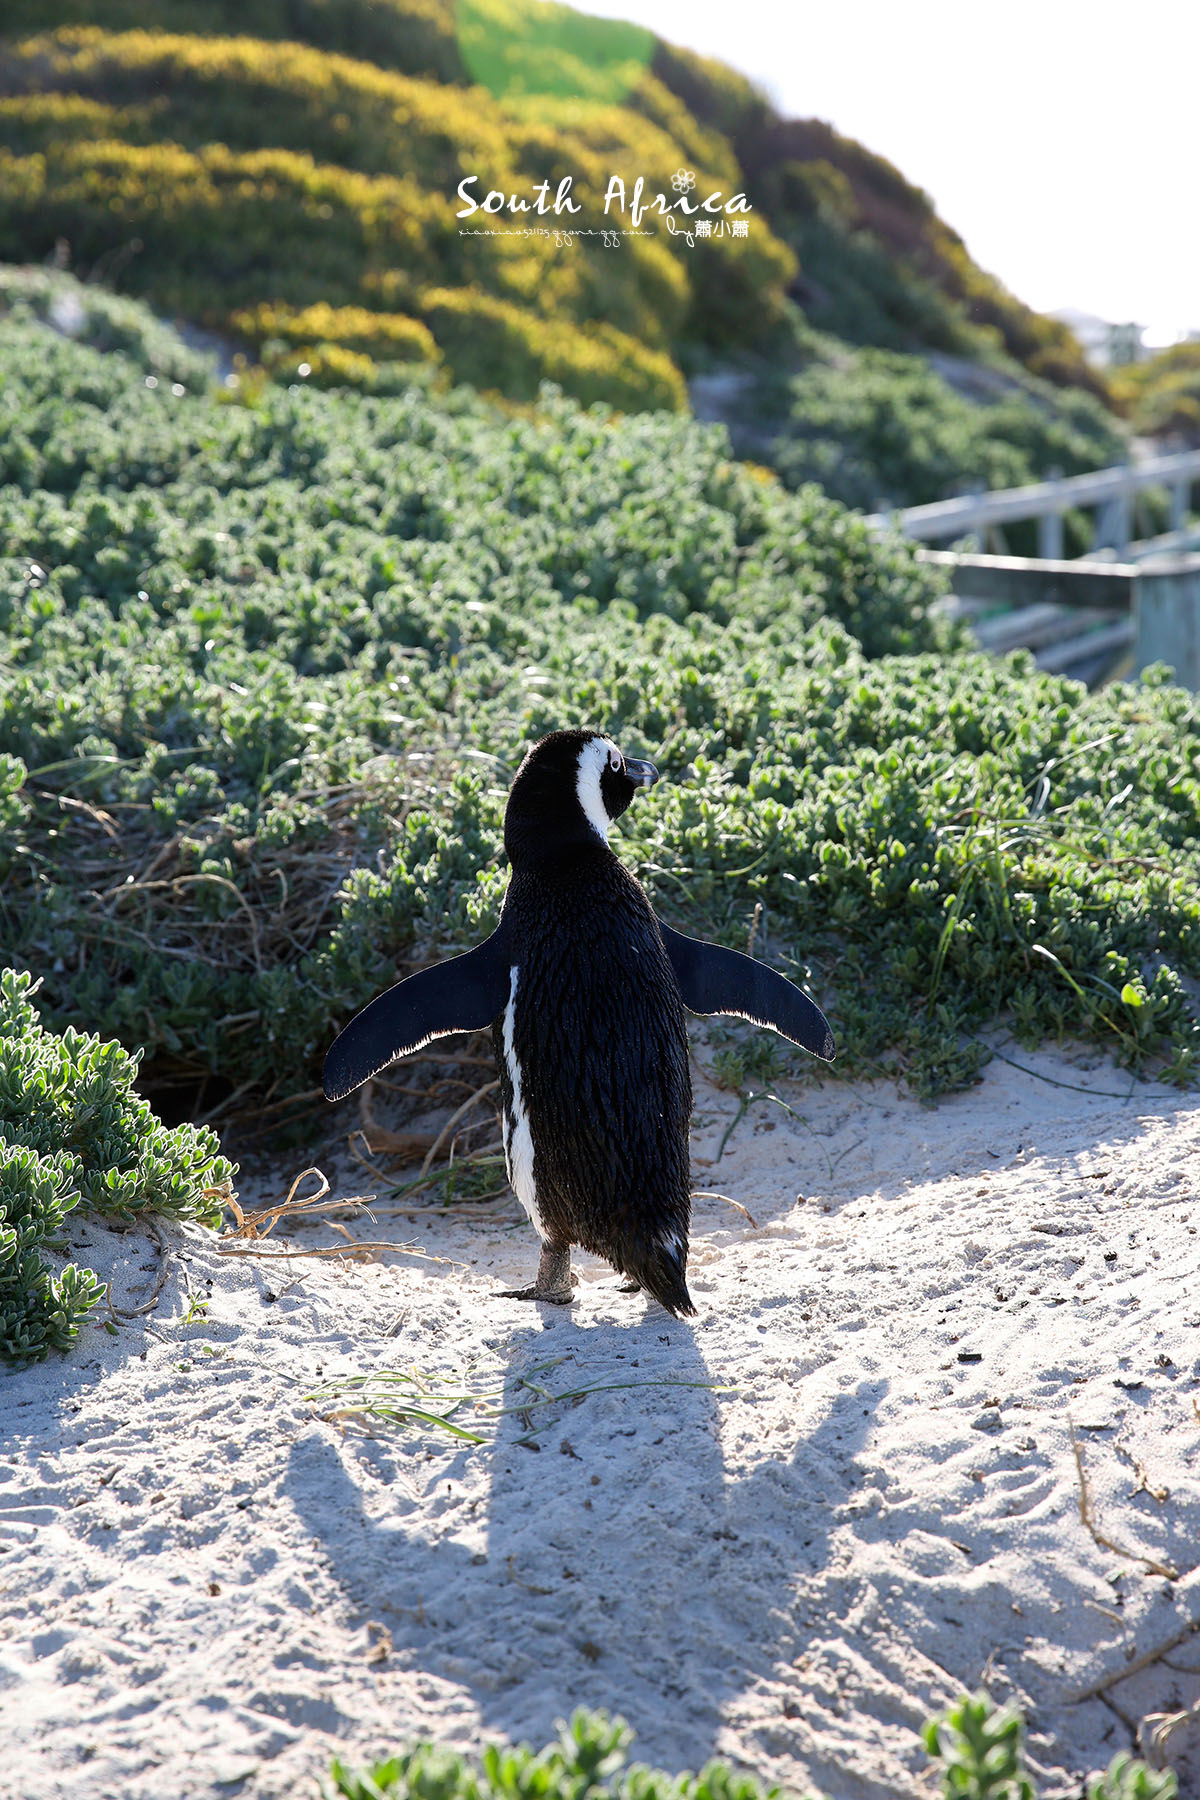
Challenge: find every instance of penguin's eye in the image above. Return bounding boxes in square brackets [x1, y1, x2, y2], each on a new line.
[608, 748, 622, 772]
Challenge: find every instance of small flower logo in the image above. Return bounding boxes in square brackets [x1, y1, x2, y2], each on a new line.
[670, 168, 695, 194]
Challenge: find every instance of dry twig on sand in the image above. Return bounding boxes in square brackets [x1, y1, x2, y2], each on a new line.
[418, 1081, 499, 1177]
[1069, 1420, 1179, 1579]
[1066, 1619, 1200, 1705]
[357, 1080, 438, 1161]
[107, 1221, 172, 1322]
[1139, 1698, 1200, 1770]
[346, 1058, 512, 1218]
[692, 1189, 759, 1228]
[216, 1166, 422, 1263]
[220, 1166, 374, 1242]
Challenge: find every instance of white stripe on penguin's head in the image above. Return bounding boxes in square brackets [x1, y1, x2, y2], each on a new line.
[575, 734, 621, 841]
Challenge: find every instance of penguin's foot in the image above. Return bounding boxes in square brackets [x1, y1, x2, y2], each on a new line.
[500, 1283, 575, 1305]
[498, 1245, 577, 1305]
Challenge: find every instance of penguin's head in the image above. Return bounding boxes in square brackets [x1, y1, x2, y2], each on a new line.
[504, 729, 659, 864]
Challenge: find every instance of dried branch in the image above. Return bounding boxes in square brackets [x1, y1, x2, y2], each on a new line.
[419, 1080, 499, 1177]
[1070, 1421, 1178, 1580]
[692, 1189, 759, 1228]
[107, 1222, 172, 1322]
[1139, 1698, 1200, 1770]
[357, 1080, 437, 1162]
[1066, 1619, 1200, 1704]
[219, 1166, 375, 1244]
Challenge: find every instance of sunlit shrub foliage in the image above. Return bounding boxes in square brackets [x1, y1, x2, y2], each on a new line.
[0, 2, 1111, 434]
[749, 341, 1127, 514]
[2, 293, 1198, 1118]
[0, 22, 796, 413]
[0, 969, 234, 1367]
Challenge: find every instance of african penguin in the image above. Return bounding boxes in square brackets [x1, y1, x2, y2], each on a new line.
[322, 728, 835, 1317]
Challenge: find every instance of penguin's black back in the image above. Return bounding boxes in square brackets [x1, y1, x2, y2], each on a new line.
[492, 844, 695, 1316]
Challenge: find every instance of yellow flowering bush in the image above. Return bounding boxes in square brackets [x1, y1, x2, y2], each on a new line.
[417, 284, 686, 409]
[0, 21, 793, 412]
[230, 301, 440, 364]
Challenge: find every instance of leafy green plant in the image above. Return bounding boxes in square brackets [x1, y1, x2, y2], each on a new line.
[323, 1700, 1177, 1800]
[709, 1030, 784, 1096]
[0, 1143, 105, 1367]
[1088, 1753, 1179, 1800]
[926, 1693, 1178, 1800]
[924, 1692, 1035, 1800]
[0, 967, 236, 1366]
[323, 1711, 785, 1800]
[0, 288, 1196, 1112]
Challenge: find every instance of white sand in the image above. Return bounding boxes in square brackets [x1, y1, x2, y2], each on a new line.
[2, 1039, 1199, 1800]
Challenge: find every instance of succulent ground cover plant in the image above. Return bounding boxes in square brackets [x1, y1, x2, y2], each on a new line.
[0, 968, 235, 1366]
[322, 1698, 1177, 1800]
[2, 282, 1199, 1123]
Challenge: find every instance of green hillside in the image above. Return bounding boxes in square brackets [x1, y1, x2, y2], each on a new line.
[0, 0, 1117, 484]
[1113, 339, 1200, 442]
[0, 9, 793, 414]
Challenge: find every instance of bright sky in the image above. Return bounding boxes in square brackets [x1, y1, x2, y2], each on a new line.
[575, 0, 1200, 344]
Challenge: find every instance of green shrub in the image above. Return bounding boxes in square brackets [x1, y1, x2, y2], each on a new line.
[1113, 341, 1200, 446]
[714, 109, 1110, 401]
[0, 294, 1197, 1111]
[0, 967, 236, 1366]
[456, 0, 654, 107]
[323, 1711, 790, 1800]
[0, 0, 466, 84]
[0, 262, 213, 387]
[925, 1692, 1178, 1800]
[752, 341, 1126, 515]
[418, 285, 686, 411]
[231, 301, 441, 366]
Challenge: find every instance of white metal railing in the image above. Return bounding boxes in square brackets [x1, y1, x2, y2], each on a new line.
[866, 448, 1200, 557]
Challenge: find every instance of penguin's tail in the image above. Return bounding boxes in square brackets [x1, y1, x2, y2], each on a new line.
[633, 1234, 696, 1318]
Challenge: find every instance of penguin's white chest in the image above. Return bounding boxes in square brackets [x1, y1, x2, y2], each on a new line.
[501, 965, 544, 1240]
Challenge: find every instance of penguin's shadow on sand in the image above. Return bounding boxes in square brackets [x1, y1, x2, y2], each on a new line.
[286, 1306, 886, 1777]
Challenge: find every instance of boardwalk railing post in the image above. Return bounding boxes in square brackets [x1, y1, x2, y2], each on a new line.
[1134, 554, 1200, 688]
[1038, 510, 1064, 559]
[1095, 491, 1133, 553]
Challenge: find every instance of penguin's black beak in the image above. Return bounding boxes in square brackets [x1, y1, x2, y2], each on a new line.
[625, 759, 659, 789]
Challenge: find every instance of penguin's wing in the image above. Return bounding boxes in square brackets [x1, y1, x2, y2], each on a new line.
[657, 922, 835, 1062]
[323, 925, 511, 1101]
